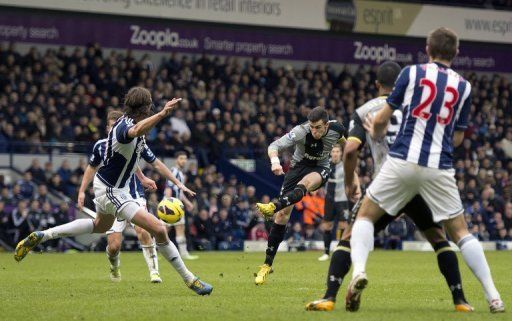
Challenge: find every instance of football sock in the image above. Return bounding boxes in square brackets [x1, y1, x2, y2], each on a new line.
[323, 240, 351, 301]
[264, 223, 286, 266]
[42, 219, 95, 242]
[274, 184, 307, 212]
[350, 219, 374, 278]
[433, 241, 467, 304]
[106, 246, 120, 268]
[458, 234, 500, 302]
[142, 243, 159, 274]
[176, 236, 190, 257]
[157, 240, 194, 283]
[323, 229, 332, 255]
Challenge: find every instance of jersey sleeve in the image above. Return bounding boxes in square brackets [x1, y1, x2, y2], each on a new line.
[329, 120, 347, 143]
[115, 119, 135, 144]
[88, 141, 102, 167]
[141, 145, 157, 163]
[348, 112, 366, 147]
[386, 66, 410, 110]
[269, 125, 306, 152]
[454, 82, 472, 131]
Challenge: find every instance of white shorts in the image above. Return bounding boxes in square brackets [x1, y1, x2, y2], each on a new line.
[93, 176, 144, 222]
[367, 157, 464, 223]
[106, 198, 146, 235]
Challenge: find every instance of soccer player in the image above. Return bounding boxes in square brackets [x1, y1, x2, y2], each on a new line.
[318, 144, 349, 261]
[254, 106, 346, 285]
[348, 28, 504, 313]
[163, 151, 198, 260]
[15, 87, 213, 295]
[306, 61, 472, 312]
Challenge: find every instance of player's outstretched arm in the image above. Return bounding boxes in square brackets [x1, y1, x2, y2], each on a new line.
[151, 159, 196, 197]
[127, 98, 182, 138]
[77, 165, 98, 210]
[135, 167, 157, 191]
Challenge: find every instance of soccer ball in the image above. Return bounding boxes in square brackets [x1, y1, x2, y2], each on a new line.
[157, 197, 185, 224]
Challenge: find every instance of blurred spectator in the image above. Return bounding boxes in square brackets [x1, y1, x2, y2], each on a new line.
[287, 222, 306, 252]
[193, 209, 215, 251]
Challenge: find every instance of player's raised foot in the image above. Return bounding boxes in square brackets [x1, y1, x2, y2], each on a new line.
[305, 299, 335, 311]
[318, 254, 329, 261]
[256, 202, 276, 218]
[187, 277, 213, 296]
[489, 299, 505, 313]
[182, 254, 199, 260]
[454, 299, 474, 312]
[150, 272, 162, 283]
[14, 231, 44, 262]
[110, 266, 121, 282]
[254, 264, 273, 285]
[345, 272, 368, 312]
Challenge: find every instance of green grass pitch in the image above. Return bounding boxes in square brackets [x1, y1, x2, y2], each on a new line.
[0, 251, 510, 321]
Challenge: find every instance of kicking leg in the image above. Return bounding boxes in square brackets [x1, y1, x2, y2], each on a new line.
[131, 208, 212, 295]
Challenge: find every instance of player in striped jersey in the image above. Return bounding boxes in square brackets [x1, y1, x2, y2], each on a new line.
[15, 87, 213, 295]
[306, 61, 471, 313]
[163, 151, 198, 260]
[348, 28, 503, 313]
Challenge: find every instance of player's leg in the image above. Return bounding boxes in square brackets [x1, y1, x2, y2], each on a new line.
[134, 224, 161, 283]
[319, 198, 335, 261]
[129, 206, 212, 295]
[257, 168, 328, 217]
[443, 215, 504, 312]
[14, 213, 115, 262]
[403, 195, 471, 311]
[419, 167, 503, 313]
[106, 223, 124, 282]
[255, 205, 293, 285]
[347, 158, 417, 312]
[175, 223, 198, 260]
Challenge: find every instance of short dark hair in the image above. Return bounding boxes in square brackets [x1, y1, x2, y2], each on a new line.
[107, 110, 123, 123]
[377, 61, 401, 89]
[307, 106, 328, 123]
[427, 27, 458, 62]
[123, 87, 152, 119]
[175, 151, 187, 158]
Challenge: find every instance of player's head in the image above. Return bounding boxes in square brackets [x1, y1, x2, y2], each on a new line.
[106, 110, 123, 133]
[308, 106, 329, 140]
[426, 27, 459, 64]
[175, 151, 188, 168]
[376, 61, 401, 92]
[331, 143, 342, 164]
[123, 87, 154, 121]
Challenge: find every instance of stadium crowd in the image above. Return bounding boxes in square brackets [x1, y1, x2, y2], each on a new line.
[0, 43, 511, 251]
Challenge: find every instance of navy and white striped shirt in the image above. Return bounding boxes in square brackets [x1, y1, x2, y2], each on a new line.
[90, 128, 156, 197]
[387, 62, 472, 169]
[166, 167, 184, 199]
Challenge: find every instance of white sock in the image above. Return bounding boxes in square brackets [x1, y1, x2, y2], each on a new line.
[157, 241, 194, 283]
[458, 234, 501, 302]
[350, 219, 374, 278]
[42, 219, 95, 241]
[176, 236, 190, 257]
[142, 243, 159, 274]
[106, 246, 120, 268]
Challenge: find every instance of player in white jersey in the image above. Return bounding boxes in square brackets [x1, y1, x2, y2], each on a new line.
[306, 61, 471, 313]
[317, 144, 349, 261]
[348, 28, 503, 313]
[163, 151, 198, 260]
[15, 87, 213, 295]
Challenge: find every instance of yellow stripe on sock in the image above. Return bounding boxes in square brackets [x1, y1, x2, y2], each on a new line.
[334, 246, 351, 253]
[435, 247, 453, 255]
